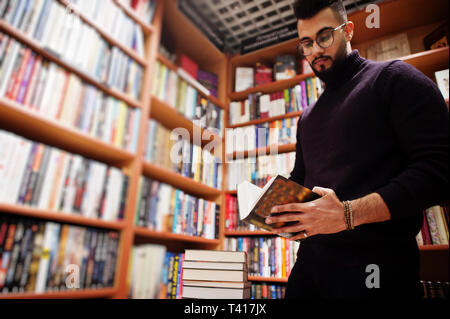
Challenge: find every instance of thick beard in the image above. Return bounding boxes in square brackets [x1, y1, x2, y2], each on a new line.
[310, 39, 348, 83]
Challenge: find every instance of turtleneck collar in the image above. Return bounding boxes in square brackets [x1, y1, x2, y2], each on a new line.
[314, 49, 367, 90]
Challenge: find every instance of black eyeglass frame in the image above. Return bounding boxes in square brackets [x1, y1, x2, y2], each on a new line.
[298, 22, 348, 56]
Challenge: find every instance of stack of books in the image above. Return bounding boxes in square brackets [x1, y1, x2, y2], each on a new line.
[182, 249, 250, 299]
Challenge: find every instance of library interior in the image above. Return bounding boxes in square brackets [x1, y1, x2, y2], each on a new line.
[0, 0, 448, 300]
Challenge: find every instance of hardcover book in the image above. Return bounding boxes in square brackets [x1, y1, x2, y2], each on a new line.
[237, 175, 320, 238]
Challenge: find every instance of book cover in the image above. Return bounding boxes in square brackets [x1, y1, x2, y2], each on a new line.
[435, 69, 449, 100]
[237, 175, 320, 238]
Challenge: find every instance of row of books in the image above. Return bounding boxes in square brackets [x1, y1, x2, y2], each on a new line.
[229, 77, 322, 125]
[130, 247, 186, 299]
[421, 281, 449, 299]
[67, 0, 146, 57]
[128, 244, 166, 299]
[226, 117, 299, 155]
[135, 176, 220, 239]
[0, 36, 141, 152]
[234, 58, 313, 92]
[416, 205, 449, 245]
[224, 236, 299, 279]
[0, 130, 129, 221]
[1, 0, 145, 57]
[152, 61, 224, 135]
[0, 214, 119, 294]
[144, 119, 222, 188]
[226, 152, 296, 191]
[117, 0, 156, 24]
[0, 17, 144, 100]
[251, 283, 286, 299]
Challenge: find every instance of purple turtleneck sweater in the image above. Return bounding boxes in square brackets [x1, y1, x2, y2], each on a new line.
[289, 50, 449, 266]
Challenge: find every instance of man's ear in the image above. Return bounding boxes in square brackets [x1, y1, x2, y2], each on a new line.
[344, 21, 354, 42]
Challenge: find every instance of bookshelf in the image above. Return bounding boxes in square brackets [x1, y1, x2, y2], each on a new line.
[0, 0, 448, 299]
[224, 0, 449, 288]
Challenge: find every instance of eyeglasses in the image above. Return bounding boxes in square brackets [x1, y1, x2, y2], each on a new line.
[298, 22, 347, 56]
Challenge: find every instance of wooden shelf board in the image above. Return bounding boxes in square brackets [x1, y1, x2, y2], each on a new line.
[350, 0, 449, 46]
[0, 288, 117, 299]
[228, 111, 303, 129]
[225, 230, 275, 236]
[112, 0, 156, 35]
[150, 96, 223, 157]
[419, 244, 449, 251]
[58, 0, 148, 67]
[400, 47, 449, 78]
[0, 20, 142, 109]
[0, 203, 126, 230]
[157, 53, 178, 71]
[226, 143, 296, 160]
[229, 73, 314, 101]
[225, 190, 237, 195]
[142, 162, 221, 200]
[134, 227, 220, 245]
[248, 276, 288, 283]
[0, 98, 135, 167]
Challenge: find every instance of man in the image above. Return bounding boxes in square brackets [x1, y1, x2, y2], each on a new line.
[266, 0, 449, 298]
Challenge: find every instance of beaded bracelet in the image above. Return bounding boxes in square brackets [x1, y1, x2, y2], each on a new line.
[343, 200, 355, 231]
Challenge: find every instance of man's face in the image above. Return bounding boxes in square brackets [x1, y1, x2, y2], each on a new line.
[297, 8, 350, 77]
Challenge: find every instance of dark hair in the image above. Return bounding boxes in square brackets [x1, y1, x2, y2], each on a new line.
[293, 0, 347, 23]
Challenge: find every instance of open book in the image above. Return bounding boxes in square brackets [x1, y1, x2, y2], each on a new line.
[237, 175, 321, 238]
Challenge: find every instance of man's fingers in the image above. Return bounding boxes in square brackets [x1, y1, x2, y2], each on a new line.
[289, 230, 311, 241]
[271, 222, 306, 235]
[271, 202, 312, 214]
[266, 212, 304, 224]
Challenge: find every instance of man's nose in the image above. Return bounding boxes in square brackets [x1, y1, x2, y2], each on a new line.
[312, 41, 325, 56]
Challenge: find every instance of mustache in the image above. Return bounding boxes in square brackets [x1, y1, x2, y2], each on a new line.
[312, 55, 332, 64]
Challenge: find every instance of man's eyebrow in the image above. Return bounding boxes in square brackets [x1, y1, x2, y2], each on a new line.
[299, 26, 334, 41]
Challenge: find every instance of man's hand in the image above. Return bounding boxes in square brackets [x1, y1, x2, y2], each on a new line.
[265, 186, 347, 241]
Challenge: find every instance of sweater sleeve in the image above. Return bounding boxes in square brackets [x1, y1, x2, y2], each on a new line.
[374, 61, 449, 221]
[289, 116, 306, 185]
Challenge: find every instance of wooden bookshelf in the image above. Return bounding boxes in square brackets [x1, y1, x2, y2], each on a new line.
[142, 162, 221, 200]
[57, 0, 148, 67]
[226, 143, 296, 161]
[0, 98, 135, 167]
[0, 288, 118, 299]
[228, 111, 303, 129]
[134, 227, 220, 245]
[112, 0, 156, 35]
[150, 95, 223, 156]
[229, 73, 314, 101]
[0, 203, 126, 230]
[224, 230, 275, 236]
[248, 276, 288, 284]
[0, 20, 143, 109]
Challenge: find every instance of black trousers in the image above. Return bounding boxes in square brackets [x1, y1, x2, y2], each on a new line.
[285, 258, 424, 299]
